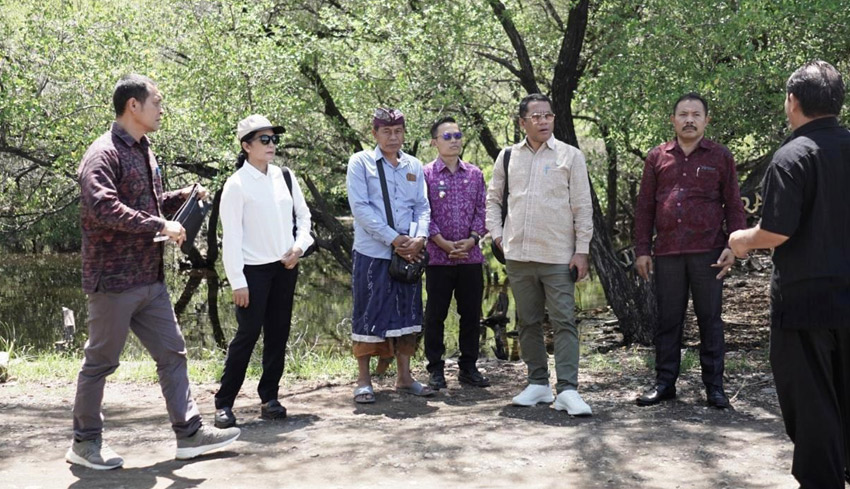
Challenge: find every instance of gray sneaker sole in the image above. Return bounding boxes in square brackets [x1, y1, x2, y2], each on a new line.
[65, 448, 123, 470]
[175, 431, 240, 460]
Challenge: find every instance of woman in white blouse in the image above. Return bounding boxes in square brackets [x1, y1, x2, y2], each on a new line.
[213, 114, 313, 428]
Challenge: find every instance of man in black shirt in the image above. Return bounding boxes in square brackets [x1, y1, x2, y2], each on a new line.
[730, 60, 850, 489]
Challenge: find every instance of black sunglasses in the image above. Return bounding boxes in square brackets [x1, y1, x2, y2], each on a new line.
[254, 134, 280, 145]
[440, 131, 463, 141]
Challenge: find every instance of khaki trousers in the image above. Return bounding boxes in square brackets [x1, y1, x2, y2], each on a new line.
[506, 260, 579, 393]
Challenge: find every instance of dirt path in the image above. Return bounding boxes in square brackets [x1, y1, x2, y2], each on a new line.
[1, 358, 795, 489]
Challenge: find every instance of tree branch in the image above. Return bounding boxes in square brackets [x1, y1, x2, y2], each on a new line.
[551, 0, 589, 147]
[0, 145, 74, 179]
[474, 51, 523, 79]
[487, 0, 541, 94]
[299, 58, 363, 154]
[541, 0, 566, 32]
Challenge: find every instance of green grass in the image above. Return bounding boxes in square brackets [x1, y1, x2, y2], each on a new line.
[3, 334, 365, 385]
[579, 346, 770, 376]
[3, 332, 771, 385]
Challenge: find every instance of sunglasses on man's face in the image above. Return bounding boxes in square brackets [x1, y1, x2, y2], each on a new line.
[440, 131, 463, 141]
[254, 134, 280, 145]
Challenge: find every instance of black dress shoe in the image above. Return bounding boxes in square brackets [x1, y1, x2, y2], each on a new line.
[261, 400, 287, 419]
[214, 406, 236, 428]
[458, 369, 491, 387]
[428, 370, 447, 390]
[706, 387, 731, 409]
[636, 384, 677, 406]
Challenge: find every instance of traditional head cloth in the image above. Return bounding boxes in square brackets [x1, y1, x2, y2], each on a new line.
[372, 107, 405, 128]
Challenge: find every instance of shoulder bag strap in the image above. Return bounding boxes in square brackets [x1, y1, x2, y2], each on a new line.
[283, 167, 298, 238]
[375, 158, 395, 230]
[500, 147, 512, 225]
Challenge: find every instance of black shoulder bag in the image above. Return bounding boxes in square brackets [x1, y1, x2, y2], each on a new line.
[491, 148, 512, 264]
[282, 167, 318, 258]
[171, 183, 210, 255]
[375, 159, 429, 283]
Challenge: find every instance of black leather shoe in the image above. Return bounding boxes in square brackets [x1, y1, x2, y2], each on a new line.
[636, 384, 677, 406]
[214, 406, 236, 428]
[458, 369, 491, 387]
[428, 370, 447, 390]
[706, 387, 731, 409]
[261, 400, 287, 419]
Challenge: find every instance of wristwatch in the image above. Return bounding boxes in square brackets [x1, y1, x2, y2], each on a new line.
[470, 233, 481, 246]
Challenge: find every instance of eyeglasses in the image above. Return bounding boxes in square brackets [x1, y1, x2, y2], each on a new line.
[440, 131, 463, 141]
[521, 112, 556, 124]
[254, 134, 280, 145]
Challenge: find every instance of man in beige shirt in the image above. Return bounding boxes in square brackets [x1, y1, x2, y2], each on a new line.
[486, 93, 594, 415]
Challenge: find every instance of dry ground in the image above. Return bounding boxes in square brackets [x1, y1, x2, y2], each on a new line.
[1, 259, 799, 489]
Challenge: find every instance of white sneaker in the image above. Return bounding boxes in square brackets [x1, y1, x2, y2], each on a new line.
[554, 389, 592, 416]
[512, 384, 555, 406]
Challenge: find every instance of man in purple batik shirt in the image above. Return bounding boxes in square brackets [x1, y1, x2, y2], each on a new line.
[422, 117, 490, 390]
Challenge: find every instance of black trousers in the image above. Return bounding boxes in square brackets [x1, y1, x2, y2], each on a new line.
[771, 327, 850, 489]
[423, 264, 483, 373]
[654, 249, 725, 388]
[216, 262, 298, 408]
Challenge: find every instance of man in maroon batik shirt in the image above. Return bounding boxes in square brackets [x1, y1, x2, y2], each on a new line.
[66, 74, 239, 471]
[634, 92, 746, 409]
[422, 117, 490, 390]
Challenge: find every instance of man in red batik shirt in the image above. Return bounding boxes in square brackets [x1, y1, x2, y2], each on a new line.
[634, 92, 746, 409]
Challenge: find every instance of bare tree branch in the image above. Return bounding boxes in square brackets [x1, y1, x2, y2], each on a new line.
[486, 0, 541, 94]
[299, 58, 363, 154]
[474, 51, 523, 79]
[541, 0, 566, 32]
[0, 145, 74, 179]
[551, 0, 588, 146]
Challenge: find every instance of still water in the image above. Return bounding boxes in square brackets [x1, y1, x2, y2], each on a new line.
[0, 251, 606, 356]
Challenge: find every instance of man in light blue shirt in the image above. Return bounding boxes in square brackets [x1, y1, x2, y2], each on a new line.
[346, 108, 433, 404]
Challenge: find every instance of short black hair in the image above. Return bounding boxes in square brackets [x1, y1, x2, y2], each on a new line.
[430, 116, 457, 138]
[672, 92, 708, 115]
[519, 93, 552, 117]
[113, 74, 155, 116]
[786, 60, 845, 117]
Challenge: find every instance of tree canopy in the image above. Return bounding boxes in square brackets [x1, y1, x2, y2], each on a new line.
[2, 0, 849, 341]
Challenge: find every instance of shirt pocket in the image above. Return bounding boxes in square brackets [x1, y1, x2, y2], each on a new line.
[695, 165, 721, 199]
[543, 164, 570, 200]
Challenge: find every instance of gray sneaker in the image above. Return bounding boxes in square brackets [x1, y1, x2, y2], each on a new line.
[175, 425, 240, 460]
[65, 437, 124, 470]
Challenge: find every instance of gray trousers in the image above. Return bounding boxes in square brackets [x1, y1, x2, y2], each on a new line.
[506, 260, 579, 393]
[72, 281, 201, 441]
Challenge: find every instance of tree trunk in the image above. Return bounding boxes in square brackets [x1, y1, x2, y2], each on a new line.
[600, 124, 619, 237]
[207, 272, 227, 351]
[302, 173, 353, 272]
[588, 188, 656, 344]
[205, 188, 223, 267]
[546, 0, 657, 344]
